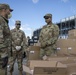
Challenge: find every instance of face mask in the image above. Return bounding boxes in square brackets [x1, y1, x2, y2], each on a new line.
[8, 13, 12, 19]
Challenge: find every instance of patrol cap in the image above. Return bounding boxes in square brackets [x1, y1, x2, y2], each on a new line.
[15, 20, 21, 25]
[44, 13, 52, 19]
[0, 3, 13, 12]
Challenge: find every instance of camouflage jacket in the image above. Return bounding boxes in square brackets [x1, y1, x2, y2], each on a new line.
[11, 28, 27, 51]
[0, 15, 11, 58]
[39, 23, 59, 48]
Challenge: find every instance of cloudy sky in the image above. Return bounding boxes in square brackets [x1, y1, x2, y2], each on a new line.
[0, 0, 76, 38]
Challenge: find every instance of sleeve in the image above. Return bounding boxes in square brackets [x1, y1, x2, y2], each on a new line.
[22, 32, 28, 52]
[39, 29, 46, 48]
[39, 30, 43, 47]
[10, 30, 15, 48]
[0, 22, 4, 43]
[0, 20, 7, 49]
[8, 32, 12, 57]
[39, 26, 45, 43]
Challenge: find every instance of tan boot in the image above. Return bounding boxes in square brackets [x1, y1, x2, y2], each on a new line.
[19, 71, 23, 75]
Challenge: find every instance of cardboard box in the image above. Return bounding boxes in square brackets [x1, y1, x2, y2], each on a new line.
[68, 36, 76, 39]
[24, 58, 76, 75]
[47, 57, 76, 75]
[56, 39, 76, 48]
[34, 74, 67, 75]
[57, 47, 69, 56]
[48, 57, 68, 61]
[28, 46, 40, 60]
[34, 67, 67, 75]
[29, 60, 58, 69]
[66, 63, 76, 75]
[56, 47, 76, 56]
[48, 57, 76, 64]
[68, 47, 76, 55]
[28, 60, 67, 75]
[34, 42, 40, 46]
[68, 29, 76, 39]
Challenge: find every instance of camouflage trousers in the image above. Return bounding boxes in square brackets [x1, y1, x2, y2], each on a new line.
[0, 68, 7, 75]
[0, 57, 8, 75]
[0, 48, 8, 75]
[40, 45, 56, 58]
[9, 50, 23, 72]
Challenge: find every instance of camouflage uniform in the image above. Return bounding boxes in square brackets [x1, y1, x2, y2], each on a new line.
[0, 4, 13, 75]
[39, 14, 59, 58]
[9, 20, 27, 75]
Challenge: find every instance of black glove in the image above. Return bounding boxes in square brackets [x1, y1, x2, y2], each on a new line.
[23, 52, 27, 58]
[2, 56, 8, 68]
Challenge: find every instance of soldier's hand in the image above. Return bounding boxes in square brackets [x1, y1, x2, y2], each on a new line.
[23, 52, 27, 58]
[15, 46, 21, 51]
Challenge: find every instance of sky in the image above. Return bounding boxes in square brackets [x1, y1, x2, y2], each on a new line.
[0, 0, 76, 38]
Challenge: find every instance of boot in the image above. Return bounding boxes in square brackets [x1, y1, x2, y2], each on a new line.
[19, 71, 23, 75]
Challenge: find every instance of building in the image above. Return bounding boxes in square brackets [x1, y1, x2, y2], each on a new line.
[58, 15, 76, 39]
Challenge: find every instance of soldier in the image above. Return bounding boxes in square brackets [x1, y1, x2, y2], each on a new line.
[27, 36, 30, 46]
[39, 13, 59, 60]
[0, 3, 13, 75]
[9, 20, 27, 75]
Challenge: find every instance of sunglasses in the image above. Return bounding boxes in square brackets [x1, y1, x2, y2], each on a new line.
[44, 16, 50, 19]
[16, 24, 21, 25]
[45, 17, 49, 19]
